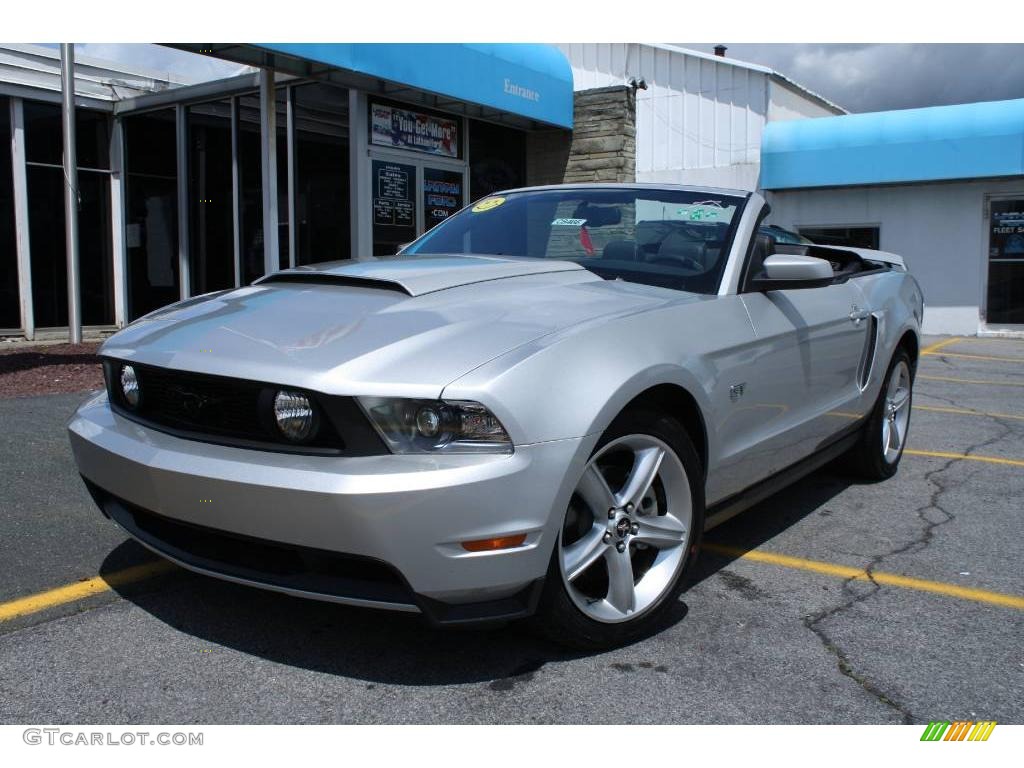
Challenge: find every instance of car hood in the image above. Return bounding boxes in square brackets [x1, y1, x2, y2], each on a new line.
[102, 256, 704, 397]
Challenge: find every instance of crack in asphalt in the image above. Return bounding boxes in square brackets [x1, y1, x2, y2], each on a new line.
[802, 384, 1015, 725]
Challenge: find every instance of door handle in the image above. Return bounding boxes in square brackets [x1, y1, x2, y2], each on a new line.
[849, 306, 870, 324]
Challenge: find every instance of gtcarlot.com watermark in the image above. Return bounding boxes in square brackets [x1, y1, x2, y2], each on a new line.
[23, 728, 203, 746]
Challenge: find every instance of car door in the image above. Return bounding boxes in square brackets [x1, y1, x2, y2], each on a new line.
[738, 279, 870, 476]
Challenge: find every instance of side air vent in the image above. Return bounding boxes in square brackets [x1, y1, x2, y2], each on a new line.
[857, 315, 880, 391]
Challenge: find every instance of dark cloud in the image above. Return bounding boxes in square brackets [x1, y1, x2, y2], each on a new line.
[678, 44, 1024, 113]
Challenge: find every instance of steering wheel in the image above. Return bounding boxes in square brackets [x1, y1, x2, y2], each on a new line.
[648, 254, 705, 273]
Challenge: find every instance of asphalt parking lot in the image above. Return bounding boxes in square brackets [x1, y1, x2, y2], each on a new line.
[1, 335, 1022, 724]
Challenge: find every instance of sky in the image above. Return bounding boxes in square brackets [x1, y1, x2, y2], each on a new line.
[680, 43, 1024, 113]
[58, 43, 1024, 115]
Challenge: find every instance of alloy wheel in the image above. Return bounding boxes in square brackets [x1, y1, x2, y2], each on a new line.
[558, 434, 693, 624]
[882, 360, 912, 464]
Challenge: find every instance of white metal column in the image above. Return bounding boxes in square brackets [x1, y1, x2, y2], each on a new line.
[259, 68, 279, 276]
[175, 104, 190, 299]
[349, 90, 370, 260]
[9, 98, 34, 340]
[60, 43, 82, 343]
[109, 117, 127, 328]
[230, 96, 241, 287]
[286, 84, 296, 268]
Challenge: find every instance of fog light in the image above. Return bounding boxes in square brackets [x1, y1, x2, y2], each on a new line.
[273, 390, 314, 441]
[461, 534, 527, 552]
[120, 365, 140, 408]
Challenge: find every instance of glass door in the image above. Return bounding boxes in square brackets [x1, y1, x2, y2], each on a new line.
[422, 166, 465, 232]
[986, 197, 1024, 327]
[371, 158, 417, 257]
[370, 154, 466, 256]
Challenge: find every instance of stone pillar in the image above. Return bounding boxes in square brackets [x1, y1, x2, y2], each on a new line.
[564, 86, 636, 184]
[525, 86, 637, 187]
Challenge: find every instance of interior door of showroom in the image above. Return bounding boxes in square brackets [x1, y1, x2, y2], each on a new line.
[986, 197, 1024, 327]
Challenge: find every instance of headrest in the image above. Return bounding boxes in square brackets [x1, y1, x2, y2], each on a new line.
[602, 240, 639, 261]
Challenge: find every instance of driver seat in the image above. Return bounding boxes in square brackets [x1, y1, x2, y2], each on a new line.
[653, 230, 708, 270]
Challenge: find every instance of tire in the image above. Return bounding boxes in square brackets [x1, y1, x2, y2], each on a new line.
[845, 347, 914, 480]
[533, 408, 705, 650]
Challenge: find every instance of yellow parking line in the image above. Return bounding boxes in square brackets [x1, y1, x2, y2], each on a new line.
[913, 404, 1024, 422]
[0, 560, 175, 623]
[925, 351, 1024, 363]
[703, 543, 1024, 610]
[903, 449, 1024, 468]
[918, 374, 1024, 388]
[920, 337, 962, 355]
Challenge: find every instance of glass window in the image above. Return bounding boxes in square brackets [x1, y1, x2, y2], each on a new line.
[23, 100, 110, 169]
[405, 187, 747, 295]
[422, 167, 464, 232]
[799, 226, 880, 250]
[22, 99, 114, 328]
[276, 89, 289, 270]
[27, 166, 113, 327]
[0, 97, 20, 329]
[238, 96, 263, 285]
[124, 108, 179, 320]
[468, 119, 525, 203]
[294, 83, 350, 266]
[238, 92, 289, 281]
[987, 200, 1024, 326]
[371, 160, 416, 257]
[188, 101, 234, 295]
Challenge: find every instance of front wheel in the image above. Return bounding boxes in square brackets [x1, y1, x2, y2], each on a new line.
[845, 348, 914, 479]
[534, 409, 704, 649]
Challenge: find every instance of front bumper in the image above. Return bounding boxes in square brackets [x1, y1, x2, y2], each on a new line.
[69, 392, 588, 624]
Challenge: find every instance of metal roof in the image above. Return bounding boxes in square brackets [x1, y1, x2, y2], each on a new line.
[761, 97, 1024, 189]
[647, 44, 846, 116]
[0, 43, 193, 102]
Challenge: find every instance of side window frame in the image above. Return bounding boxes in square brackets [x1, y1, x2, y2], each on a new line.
[738, 205, 773, 294]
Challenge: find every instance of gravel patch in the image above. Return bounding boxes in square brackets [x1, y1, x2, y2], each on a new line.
[0, 343, 103, 398]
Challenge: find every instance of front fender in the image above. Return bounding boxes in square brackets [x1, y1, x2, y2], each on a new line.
[440, 300, 742, 457]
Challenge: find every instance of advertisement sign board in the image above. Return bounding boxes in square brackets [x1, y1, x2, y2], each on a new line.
[370, 102, 459, 158]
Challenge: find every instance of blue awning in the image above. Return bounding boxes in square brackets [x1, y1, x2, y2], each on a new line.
[761, 98, 1024, 190]
[252, 43, 573, 129]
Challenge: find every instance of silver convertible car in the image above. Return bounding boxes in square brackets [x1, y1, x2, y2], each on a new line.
[69, 184, 923, 648]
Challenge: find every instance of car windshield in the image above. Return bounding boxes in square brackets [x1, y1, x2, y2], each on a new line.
[403, 187, 747, 295]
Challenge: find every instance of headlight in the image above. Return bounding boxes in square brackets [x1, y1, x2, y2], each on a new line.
[358, 397, 512, 454]
[120, 364, 140, 408]
[273, 390, 315, 441]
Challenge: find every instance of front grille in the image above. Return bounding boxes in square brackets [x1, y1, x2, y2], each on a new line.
[137, 365, 265, 438]
[103, 359, 386, 456]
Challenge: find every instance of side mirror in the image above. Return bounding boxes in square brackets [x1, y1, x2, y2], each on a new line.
[752, 254, 834, 291]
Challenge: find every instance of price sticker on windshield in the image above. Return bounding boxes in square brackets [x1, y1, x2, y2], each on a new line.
[552, 218, 587, 226]
[472, 197, 506, 213]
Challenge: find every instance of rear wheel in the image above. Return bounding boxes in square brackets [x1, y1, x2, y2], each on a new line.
[846, 348, 914, 479]
[535, 409, 704, 649]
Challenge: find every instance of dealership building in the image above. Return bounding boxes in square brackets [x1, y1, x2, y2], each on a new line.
[0, 42, 1021, 339]
[0, 42, 575, 338]
[761, 97, 1024, 334]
